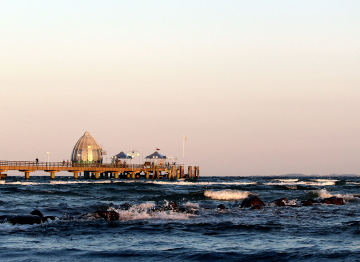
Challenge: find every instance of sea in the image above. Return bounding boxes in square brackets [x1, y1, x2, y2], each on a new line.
[0, 175, 360, 262]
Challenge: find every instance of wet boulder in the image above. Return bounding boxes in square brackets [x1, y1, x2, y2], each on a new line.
[322, 197, 344, 205]
[9, 215, 42, 225]
[95, 211, 120, 221]
[0, 215, 12, 223]
[301, 200, 314, 206]
[167, 201, 179, 211]
[153, 201, 179, 212]
[8, 209, 53, 225]
[217, 204, 227, 210]
[30, 209, 43, 218]
[274, 197, 288, 207]
[241, 196, 265, 208]
[30, 209, 57, 222]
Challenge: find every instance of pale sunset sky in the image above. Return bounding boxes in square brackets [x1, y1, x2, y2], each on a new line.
[1, 1, 359, 176]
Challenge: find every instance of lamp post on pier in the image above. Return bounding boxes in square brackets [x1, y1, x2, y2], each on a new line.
[47, 152, 50, 167]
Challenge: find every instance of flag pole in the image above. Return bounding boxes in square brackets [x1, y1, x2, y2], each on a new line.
[182, 135, 186, 166]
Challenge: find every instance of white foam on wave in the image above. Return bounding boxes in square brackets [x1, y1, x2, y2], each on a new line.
[112, 202, 193, 221]
[204, 189, 250, 200]
[184, 201, 200, 209]
[264, 179, 337, 187]
[314, 188, 357, 201]
[1, 180, 117, 186]
[121, 180, 257, 186]
[0, 222, 41, 231]
[50, 180, 114, 185]
[274, 179, 299, 183]
[3, 181, 43, 186]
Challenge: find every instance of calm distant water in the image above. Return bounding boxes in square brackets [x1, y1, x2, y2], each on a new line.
[0, 175, 360, 261]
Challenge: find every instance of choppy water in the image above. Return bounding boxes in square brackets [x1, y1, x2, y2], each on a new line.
[1, 175, 360, 261]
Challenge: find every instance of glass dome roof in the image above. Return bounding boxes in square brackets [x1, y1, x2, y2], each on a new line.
[71, 132, 103, 163]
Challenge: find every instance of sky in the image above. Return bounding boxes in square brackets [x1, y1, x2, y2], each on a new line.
[1, 0, 360, 176]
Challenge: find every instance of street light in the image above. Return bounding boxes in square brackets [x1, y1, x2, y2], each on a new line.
[127, 150, 140, 170]
[168, 155, 173, 166]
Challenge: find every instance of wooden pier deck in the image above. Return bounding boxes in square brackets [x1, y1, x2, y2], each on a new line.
[0, 160, 199, 180]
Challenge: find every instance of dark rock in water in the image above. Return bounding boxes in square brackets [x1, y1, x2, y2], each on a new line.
[168, 201, 179, 211]
[0, 215, 12, 223]
[153, 201, 179, 212]
[95, 211, 120, 221]
[30, 209, 44, 218]
[149, 201, 195, 214]
[8, 209, 53, 225]
[322, 197, 344, 205]
[217, 204, 227, 209]
[30, 209, 57, 222]
[9, 215, 42, 225]
[301, 200, 314, 206]
[250, 205, 263, 210]
[241, 196, 265, 208]
[274, 197, 288, 207]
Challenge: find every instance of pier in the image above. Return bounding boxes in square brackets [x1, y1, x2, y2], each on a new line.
[0, 160, 199, 180]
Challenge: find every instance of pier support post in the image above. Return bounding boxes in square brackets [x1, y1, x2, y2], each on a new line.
[94, 172, 100, 179]
[114, 172, 119, 179]
[188, 166, 193, 179]
[180, 166, 184, 178]
[168, 169, 172, 179]
[152, 166, 156, 179]
[24, 171, 30, 180]
[156, 165, 160, 179]
[131, 172, 135, 179]
[50, 171, 56, 179]
[73, 172, 79, 179]
[145, 172, 149, 179]
[172, 166, 177, 179]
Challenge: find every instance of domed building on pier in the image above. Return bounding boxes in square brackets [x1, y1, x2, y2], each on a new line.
[71, 132, 103, 163]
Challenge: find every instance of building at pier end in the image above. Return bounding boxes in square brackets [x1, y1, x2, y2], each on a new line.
[71, 132, 103, 163]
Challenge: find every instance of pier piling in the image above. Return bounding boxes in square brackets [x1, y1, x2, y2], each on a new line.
[95, 172, 100, 179]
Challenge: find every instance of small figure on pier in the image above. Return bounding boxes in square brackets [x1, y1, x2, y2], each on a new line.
[63, 160, 65, 166]
[36, 158, 39, 165]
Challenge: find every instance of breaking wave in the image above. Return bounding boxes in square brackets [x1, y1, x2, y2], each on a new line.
[114, 203, 193, 221]
[265, 179, 337, 187]
[314, 188, 357, 201]
[204, 189, 250, 200]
